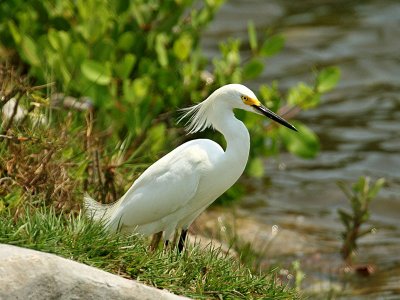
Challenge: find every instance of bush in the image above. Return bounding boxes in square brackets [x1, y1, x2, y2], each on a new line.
[1, 0, 224, 140]
[0, 0, 340, 203]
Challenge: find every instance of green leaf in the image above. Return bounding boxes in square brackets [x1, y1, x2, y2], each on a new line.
[247, 157, 264, 178]
[155, 33, 169, 67]
[242, 59, 264, 80]
[353, 176, 367, 194]
[259, 82, 281, 110]
[368, 178, 385, 199]
[287, 82, 320, 109]
[260, 35, 284, 57]
[173, 33, 193, 61]
[75, 161, 89, 178]
[149, 123, 167, 154]
[247, 21, 258, 51]
[133, 77, 151, 99]
[123, 77, 151, 102]
[59, 63, 72, 84]
[70, 42, 89, 63]
[338, 209, 352, 229]
[94, 39, 114, 61]
[115, 54, 136, 79]
[48, 30, 70, 51]
[21, 35, 40, 66]
[117, 32, 135, 51]
[279, 122, 320, 159]
[58, 31, 71, 50]
[316, 67, 341, 93]
[8, 21, 21, 44]
[206, 0, 224, 8]
[337, 181, 353, 200]
[81, 60, 112, 85]
[48, 29, 59, 50]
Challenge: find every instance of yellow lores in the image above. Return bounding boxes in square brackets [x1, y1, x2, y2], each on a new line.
[85, 84, 296, 251]
[241, 95, 261, 106]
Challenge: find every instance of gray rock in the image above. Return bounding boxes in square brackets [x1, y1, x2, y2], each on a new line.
[0, 244, 190, 300]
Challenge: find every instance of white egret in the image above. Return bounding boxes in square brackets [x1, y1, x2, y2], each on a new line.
[84, 84, 296, 250]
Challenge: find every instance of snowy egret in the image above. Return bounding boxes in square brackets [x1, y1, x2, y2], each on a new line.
[84, 84, 296, 250]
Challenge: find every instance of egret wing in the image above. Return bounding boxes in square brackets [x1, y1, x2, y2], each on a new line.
[116, 143, 213, 226]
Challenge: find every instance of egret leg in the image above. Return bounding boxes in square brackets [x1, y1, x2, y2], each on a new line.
[178, 229, 188, 253]
[149, 231, 163, 251]
[171, 229, 180, 247]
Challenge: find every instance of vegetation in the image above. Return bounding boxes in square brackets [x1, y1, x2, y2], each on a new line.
[0, 206, 299, 299]
[337, 176, 385, 264]
[0, 1, 339, 187]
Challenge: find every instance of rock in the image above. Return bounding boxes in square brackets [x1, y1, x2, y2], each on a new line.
[0, 244, 190, 300]
[1, 98, 26, 123]
[1, 97, 47, 126]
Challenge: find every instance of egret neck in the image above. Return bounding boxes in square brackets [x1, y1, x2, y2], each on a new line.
[210, 108, 250, 182]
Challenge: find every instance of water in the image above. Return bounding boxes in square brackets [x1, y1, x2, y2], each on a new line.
[202, 0, 400, 297]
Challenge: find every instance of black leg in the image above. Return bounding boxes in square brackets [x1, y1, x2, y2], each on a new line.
[178, 229, 188, 253]
[164, 239, 169, 248]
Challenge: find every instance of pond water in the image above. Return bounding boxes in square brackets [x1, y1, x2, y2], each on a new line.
[201, 0, 400, 298]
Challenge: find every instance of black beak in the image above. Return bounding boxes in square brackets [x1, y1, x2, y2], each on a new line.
[252, 105, 297, 132]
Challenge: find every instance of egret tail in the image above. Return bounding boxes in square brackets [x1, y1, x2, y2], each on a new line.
[83, 194, 119, 223]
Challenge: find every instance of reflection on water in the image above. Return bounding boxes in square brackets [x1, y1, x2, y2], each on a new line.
[202, 0, 400, 297]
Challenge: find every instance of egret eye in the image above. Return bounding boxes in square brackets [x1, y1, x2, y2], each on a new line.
[242, 95, 252, 105]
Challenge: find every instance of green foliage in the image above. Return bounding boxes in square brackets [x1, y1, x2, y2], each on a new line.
[288, 82, 320, 109]
[247, 157, 265, 178]
[1, 0, 222, 138]
[239, 52, 338, 168]
[279, 122, 320, 159]
[261, 35, 285, 57]
[0, 206, 299, 299]
[288, 67, 340, 110]
[337, 176, 385, 264]
[316, 67, 341, 93]
[247, 21, 258, 51]
[292, 260, 305, 292]
[0, 0, 340, 185]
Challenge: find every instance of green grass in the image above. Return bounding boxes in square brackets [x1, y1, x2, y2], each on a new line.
[0, 207, 298, 299]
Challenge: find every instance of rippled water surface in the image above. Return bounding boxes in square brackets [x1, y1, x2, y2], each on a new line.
[202, 0, 400, 297]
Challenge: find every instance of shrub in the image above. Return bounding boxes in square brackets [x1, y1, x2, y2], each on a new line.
[0, 1, 340, 206]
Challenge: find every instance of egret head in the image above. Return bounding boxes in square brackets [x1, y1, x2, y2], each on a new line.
[180, 84, 297, 133]
[217, 84, 297, 132]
